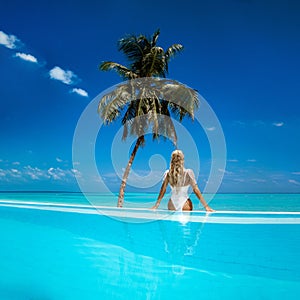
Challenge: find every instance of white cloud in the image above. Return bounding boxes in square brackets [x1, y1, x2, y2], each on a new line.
[0, 165, 79, 182]
[103, 172, 118, 179]
[289, 179, 300, 186]
[49, 66, 78, 85]
[252, 120, 265, 127]
[48, 167, 63, 180]
[228, 159, 238, 162]
[270, 173, 286, 180]
[71, 88, 88, 97]
[12, 161, 20, 165]
[233, 178, 245, 182]
[126, 169, 165, 188]
[47, 167, 80, 181]
[0, 30, 20, 49]
[232, 120, 285, 128]
[104, 169, 166, 188]
[56, 157, 63, 163]
[24, 166, 49, 180]
[272, 180, 279, 185]
[93, 176, 103, 183]
[15, 52, 38, 63]
[205, 126, 215, 131]
[247, 159, 257, 162]
[272, 122, 284, 127]
[218, 168, 233, 175]
[292, 172, 300, 175]
[71, 168, 82, 178]
[0, 169, 6, 177]
[232, 120, 246, 127]
[250, 178, 267, 183]
[10, 168, 22, 178]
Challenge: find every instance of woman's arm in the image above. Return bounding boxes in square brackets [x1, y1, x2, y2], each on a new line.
[193, 185, 215, 212]
[187, 169, 215, 212]
[151, 176, 169, 209]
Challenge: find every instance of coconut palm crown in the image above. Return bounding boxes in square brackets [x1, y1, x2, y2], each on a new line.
[98, 29, 199, 207]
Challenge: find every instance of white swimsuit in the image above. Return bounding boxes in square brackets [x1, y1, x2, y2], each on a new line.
[164, 169, 197, 211]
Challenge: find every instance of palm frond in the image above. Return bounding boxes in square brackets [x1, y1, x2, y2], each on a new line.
[99, 61, 138, 79]
[130, 114, 149, 137]
[165, 44, 184, 61]
[122, 101, 137, 124]
[148, 94, 160, 138]
[160, 80, 199, 120]
[118, 35, 149, 62]
[159, 115, 177, 145]
[159, 100, 177, 144]
[141, 47, 166, 77]
[165, 44, 183, 73]
[137, 35, 151, 51]
[98, 84, 132, 123]
[151, 29, 160, 47]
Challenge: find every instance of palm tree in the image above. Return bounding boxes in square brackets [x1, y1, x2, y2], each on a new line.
[98, 30, 199, 207]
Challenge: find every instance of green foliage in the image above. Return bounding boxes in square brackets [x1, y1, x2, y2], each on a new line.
[98, 30, 199, 146]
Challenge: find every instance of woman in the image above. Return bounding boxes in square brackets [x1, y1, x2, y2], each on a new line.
[151, 150, 214, 212]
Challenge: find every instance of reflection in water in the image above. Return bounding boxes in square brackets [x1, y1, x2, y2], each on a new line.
[77, 212, 212, 298]
[158, 212, 210, 275]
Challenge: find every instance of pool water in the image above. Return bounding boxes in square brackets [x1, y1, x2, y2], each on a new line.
[0, 193, 300, 299]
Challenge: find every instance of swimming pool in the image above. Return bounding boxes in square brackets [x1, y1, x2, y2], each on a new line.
[0, 193, 299, 299]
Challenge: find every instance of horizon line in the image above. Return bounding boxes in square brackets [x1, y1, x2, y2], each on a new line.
[0, 190, 300, 195]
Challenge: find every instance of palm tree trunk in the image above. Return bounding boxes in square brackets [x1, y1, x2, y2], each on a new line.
[117, 136, 144, 207]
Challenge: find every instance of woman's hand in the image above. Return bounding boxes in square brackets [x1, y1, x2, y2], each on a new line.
[205, 205, 215, 213]
[151, 204, 159, 210]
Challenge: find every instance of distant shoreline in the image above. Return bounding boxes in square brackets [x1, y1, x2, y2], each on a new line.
[0, 191, 300, 195]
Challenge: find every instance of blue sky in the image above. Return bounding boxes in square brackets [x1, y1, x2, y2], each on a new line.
[0, 0, 300, 193]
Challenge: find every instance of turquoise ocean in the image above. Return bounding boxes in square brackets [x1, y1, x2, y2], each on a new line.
[1, 192, 300, 211]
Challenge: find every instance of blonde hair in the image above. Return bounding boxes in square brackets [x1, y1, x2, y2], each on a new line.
[168, 150, 184, 187]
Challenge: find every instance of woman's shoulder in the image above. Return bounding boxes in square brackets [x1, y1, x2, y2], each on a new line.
[184, 169, 196, 179]
[184, 168, 194, 174]
[184, 169, 197, 186]
[163, 170, 169, 179]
